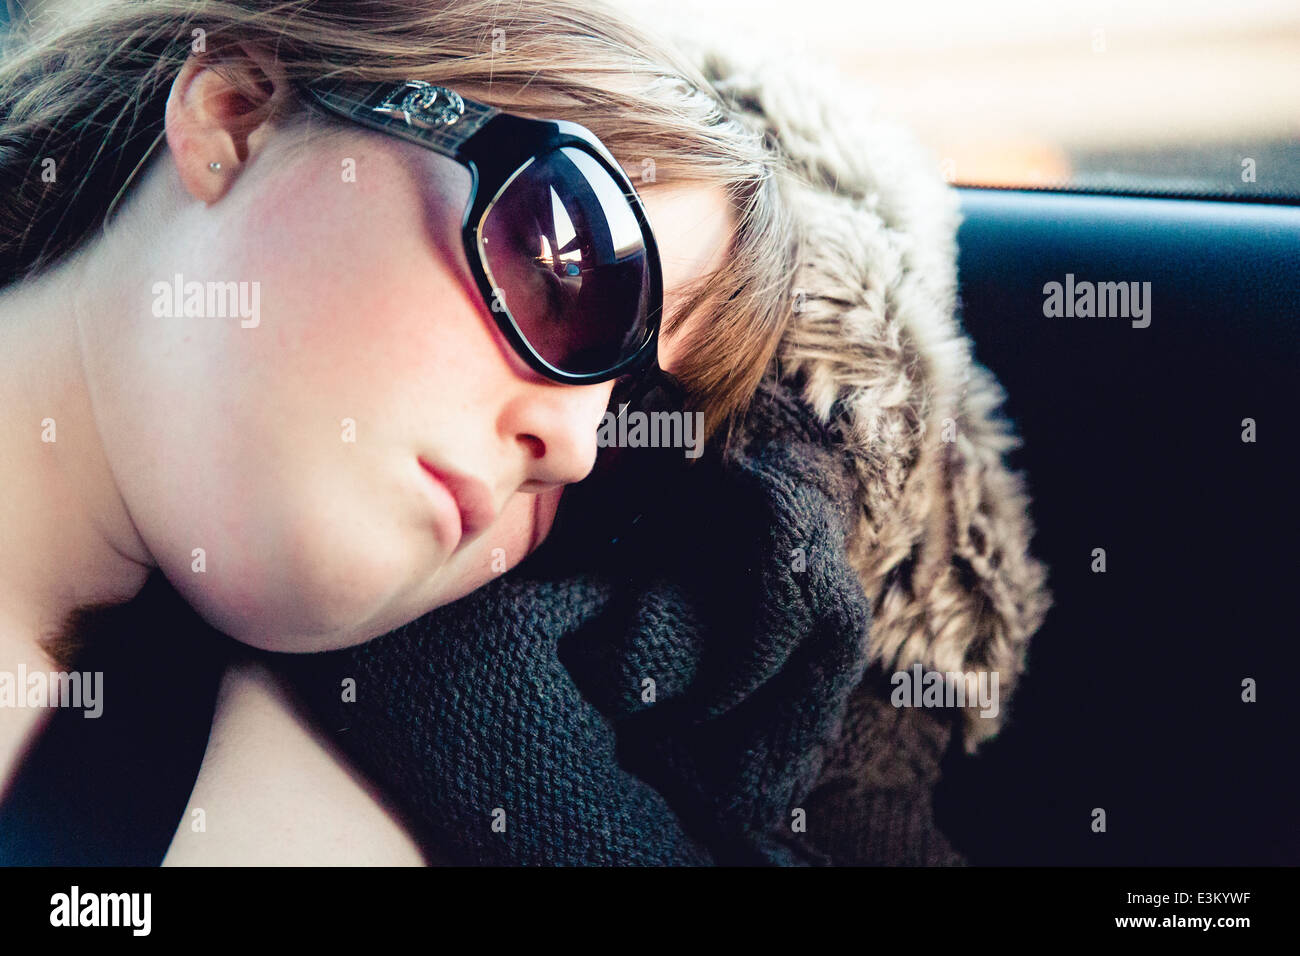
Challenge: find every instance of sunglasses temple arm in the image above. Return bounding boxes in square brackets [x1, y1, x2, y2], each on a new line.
[615, 365, 686, 410]
[301, 79, 499, 161]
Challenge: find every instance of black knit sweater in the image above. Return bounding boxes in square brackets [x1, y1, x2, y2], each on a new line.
[255, 375, 965, 865]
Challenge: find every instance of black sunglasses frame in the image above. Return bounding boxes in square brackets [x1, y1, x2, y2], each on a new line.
[300, 77, 669, 391]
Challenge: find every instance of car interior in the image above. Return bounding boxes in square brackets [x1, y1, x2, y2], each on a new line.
[2, 0, 1295, 869]
[937, 185, 1298, 864]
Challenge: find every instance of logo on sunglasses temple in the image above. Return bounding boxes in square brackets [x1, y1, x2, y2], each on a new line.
[374, 80, 466, 130]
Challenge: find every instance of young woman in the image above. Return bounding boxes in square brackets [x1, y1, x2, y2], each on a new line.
[0, 0, 799, 862]
[2, 2, 1052, 867]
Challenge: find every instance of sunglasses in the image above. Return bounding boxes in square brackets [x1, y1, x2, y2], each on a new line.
[300, 77, 683, 410]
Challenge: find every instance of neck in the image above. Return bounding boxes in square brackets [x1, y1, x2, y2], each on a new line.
[0, 247, 152, 661]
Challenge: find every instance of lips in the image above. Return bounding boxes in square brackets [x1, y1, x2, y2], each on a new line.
[418, 458, 498, 545]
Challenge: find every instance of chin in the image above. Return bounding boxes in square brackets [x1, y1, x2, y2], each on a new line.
[164, 552, 422, 655]
[227, 624, 382, 655]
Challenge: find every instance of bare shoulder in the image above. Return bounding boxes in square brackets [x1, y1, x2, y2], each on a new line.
[163, 655, 429, 866]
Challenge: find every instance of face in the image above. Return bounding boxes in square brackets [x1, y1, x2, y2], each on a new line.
[83, 107, 735, 653]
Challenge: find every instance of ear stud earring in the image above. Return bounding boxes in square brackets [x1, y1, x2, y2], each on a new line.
[208, 162, 222, 172]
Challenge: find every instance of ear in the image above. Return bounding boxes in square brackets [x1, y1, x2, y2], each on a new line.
[164, 43, 292, 205]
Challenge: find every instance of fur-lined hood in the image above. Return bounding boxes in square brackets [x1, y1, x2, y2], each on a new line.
[683, 40, 1053, 752]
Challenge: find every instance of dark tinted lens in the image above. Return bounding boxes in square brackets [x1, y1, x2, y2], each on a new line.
[479, 146, 654, 376]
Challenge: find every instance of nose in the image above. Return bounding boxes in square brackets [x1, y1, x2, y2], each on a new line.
[470, 272, 618, 490]
[499, 372, 614, 489]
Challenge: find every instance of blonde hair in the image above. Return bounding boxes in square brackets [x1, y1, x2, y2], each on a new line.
[0, 0, 799, 447]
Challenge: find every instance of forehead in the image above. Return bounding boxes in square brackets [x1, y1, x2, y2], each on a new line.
[638, 182, 735, 298]
[634, 182, 734, 372]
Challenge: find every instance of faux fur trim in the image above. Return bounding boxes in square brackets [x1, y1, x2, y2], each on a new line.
[686, 40, 1053, 752]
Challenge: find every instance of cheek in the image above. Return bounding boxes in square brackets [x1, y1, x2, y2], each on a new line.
[240, 150, 464, 395]
[107, 141, 502, 647]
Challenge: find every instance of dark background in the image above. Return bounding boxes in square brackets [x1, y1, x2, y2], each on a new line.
[936, 187, 1299, 865]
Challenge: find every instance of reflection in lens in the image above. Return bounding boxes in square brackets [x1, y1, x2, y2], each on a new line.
[479, 147, 653, 375]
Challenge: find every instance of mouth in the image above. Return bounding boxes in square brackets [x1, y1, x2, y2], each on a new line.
[417, 457, 497, 548]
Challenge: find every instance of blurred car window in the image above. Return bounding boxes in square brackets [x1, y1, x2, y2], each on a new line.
[620, 0, 1300, 200]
